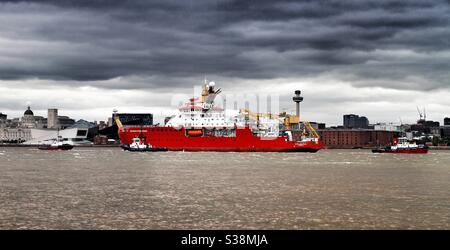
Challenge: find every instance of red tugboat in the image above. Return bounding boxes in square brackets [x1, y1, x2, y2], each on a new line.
[372, 137, 428, 154]
[116, 81, 324, 152]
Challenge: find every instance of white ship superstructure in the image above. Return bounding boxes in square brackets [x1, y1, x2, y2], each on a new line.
[165, 81, 280, 137]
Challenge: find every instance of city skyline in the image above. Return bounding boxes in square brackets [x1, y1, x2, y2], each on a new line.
[1, 104, 448, 128]
[0, 1, 449, 125]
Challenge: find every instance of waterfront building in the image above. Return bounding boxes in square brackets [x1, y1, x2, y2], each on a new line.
[1, 127, 89, 145]
[70, 119, 98, 142]
[16, 107, 47, 129]
[70, 119, 96, 129]
[1, 107, 77, 130]
[424, 120, 440, 127]
[107, 117, 113, 127]
[21, 106, 36, 128]
[430, 127, 441, 138]
[444, 117, 450, 126]
[94, 135, 109, 145]
[45, 108, 76, 129]
[57, 116, 75, 129]
[9, 118, 20, 128]
[98, 113, 154, 141]
[98, 121, 107, 130]
[112, 113, 153, 126]
[47, 109, 58, 129]
[373, 123, 400, 132]
[34, 116, 47, 129]
[440, 127, 450, 139]
[318, 129, 396, 149]
[0, 113, 6, 128]
[343, 114, 369, 129]
[24, 128, 89, 145]
[0, 128, 32, 143]
[1, 111, 89, 145]
[93, 135, 118, 145]
[409, 120, 440, 136]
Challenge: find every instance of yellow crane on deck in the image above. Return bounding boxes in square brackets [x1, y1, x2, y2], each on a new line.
[240, 108, 320, 139]
[114, 115, 123, 129]
[303, 120, 320, 139]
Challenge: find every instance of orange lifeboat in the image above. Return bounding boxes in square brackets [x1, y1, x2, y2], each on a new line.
[187, 129, 203, 137]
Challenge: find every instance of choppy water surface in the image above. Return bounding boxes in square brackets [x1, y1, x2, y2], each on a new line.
[0, 148, 449, 229]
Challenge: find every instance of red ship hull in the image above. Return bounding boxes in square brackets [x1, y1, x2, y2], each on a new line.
[118, 126, 324, 152]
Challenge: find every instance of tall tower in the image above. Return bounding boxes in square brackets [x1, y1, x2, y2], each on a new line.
[47, 109, 58, 129]
[292, 90, 303, 119]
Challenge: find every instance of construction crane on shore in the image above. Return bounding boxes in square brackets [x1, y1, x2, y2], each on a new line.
[417, 106, 423, 120]
[416, 106, 427, 123]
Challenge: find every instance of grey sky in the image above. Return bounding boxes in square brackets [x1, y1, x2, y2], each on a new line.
[0, 0, 449, 125]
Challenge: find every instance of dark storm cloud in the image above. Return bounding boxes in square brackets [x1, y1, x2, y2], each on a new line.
[0, 0, 449, 90]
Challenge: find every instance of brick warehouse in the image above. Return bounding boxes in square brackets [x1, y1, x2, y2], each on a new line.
[318, 129, 397, 149]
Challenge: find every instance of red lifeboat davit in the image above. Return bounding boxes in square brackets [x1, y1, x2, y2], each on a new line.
[187, 129, 203, 137]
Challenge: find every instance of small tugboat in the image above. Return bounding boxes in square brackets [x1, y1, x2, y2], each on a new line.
[372, 137, 428, 154]
[38, 134, 73, 151]
[121, 137, 168, 152]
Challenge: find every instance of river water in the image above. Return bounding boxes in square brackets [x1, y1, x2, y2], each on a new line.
[0, 147, 449, 229]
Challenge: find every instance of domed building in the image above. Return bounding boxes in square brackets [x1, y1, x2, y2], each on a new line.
[24, 106, 34, 116]
[19, 106, 47, 129]
[21, 106, 36, 128]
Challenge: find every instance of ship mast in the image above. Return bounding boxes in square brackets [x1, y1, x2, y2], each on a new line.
[201, 80, 221, 111]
